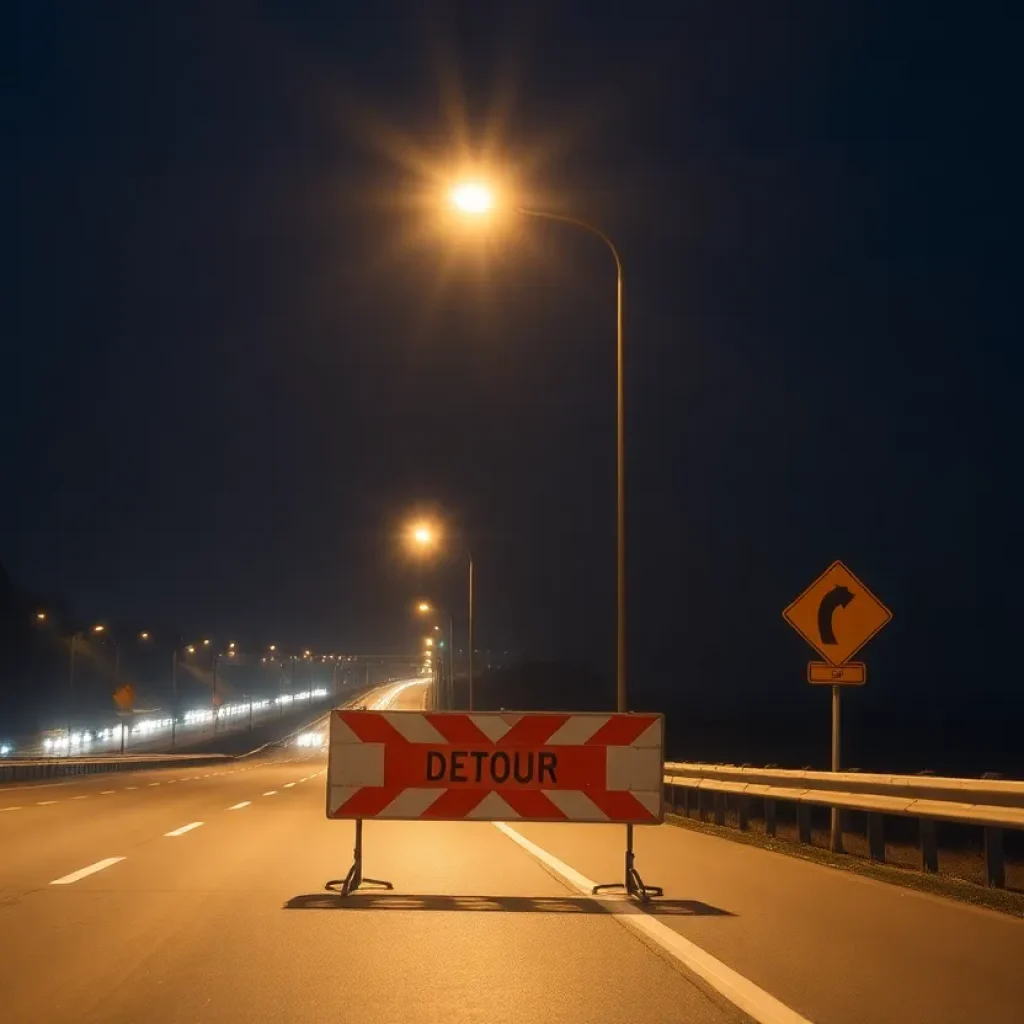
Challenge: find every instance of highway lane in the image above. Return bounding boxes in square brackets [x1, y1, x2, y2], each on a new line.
[0, 677, 736, 1024]
[3, 681, 1021, 1023]
[504, 820, 1024, 1024]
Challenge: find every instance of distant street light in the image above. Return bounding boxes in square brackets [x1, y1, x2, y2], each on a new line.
[93, 624, 106, 634]
[35, 611, 47, 622]
[448, 181, 629, 712]
[139, 631, 150, 641]
[405, 519, 475, 710]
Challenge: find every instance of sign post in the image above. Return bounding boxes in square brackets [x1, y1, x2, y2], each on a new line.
[783, 560, 892, 853]
[326, 709, 665, 899]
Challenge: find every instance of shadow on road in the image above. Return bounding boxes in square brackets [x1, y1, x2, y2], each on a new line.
[284, 892, 734, 916]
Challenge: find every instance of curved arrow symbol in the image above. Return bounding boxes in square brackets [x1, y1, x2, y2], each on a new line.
[817, 585, 854, 644]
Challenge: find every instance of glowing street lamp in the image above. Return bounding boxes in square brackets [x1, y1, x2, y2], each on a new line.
[448, 181, 629, 712]
[93, 624, 106, 634]
[35, 611, 47, 622]
[450, 182, 494, 215]
[139, 631, 150, 641]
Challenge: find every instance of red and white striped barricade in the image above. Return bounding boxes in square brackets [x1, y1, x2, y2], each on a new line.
[323, 710, 666, 901]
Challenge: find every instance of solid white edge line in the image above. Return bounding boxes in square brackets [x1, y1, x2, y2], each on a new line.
[227, 801, 251, 810]
[492, 823, 815, 1024]
[51, 857, 126, 885]
[164, 821, 204, 837]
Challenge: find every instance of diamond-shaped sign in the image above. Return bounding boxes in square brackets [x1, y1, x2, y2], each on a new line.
[783, 561, 891, 666]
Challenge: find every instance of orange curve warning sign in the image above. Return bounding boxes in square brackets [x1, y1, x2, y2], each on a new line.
[326, 710, 664, 824]
[783, 560, 892, 666]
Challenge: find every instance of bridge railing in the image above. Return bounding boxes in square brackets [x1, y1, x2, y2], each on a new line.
[663, 761, 1024, 889]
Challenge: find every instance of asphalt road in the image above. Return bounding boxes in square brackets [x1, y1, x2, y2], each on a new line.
[2, 679, 1021, 1024]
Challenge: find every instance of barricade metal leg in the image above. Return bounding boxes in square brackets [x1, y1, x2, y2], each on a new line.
[592, 824, 663, 904]
[326, 819, 393, 897]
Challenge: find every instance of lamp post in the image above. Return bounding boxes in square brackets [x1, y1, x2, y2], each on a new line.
[450, 184, 628, 712]
[417, 602, 454, 709]
[406, 521, 474, 710]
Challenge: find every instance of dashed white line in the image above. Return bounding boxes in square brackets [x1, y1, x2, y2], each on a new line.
[148, 782, 161, 787]
[164, 821, 204, 837]
[283, 783, 295, 789]
[37, 800, 58, 806]
[100, 790, 115, 795]
[493, 823, 812, 1024]
[50, 857, 125, 885]
[125, 786, 138, 790]
[167, 780, 178, 785]
[73, 795, 89, 800]
[3, 806, 23, 812]
[228, 801, 251, 810]
[263, 791, 277, 797]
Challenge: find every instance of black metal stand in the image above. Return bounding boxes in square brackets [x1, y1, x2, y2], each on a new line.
[592, 824, 663, 903]
[325, 819, 393, 897]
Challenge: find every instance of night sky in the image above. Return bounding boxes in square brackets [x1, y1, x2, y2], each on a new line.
[4, 4, 1019, 730]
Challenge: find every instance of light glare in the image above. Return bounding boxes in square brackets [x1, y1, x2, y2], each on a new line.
[450, 182, 494, 214]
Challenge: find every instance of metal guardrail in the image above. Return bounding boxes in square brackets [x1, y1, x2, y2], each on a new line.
[0, 752, 230, 782]
[663, 761, 1024, 889]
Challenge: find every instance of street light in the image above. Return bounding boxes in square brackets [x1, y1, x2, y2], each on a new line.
[405, 519, 475, 709]
[450, 182, 494, 214]
[139, 631, 150, 641]
[413, 598, 454, 712]
[449, 182, 629, 712]
[93, 624, 106, 634]
[35, 611, 47, 622]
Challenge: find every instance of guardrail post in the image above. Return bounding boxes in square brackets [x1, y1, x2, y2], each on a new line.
[797, 804, 812, 845]
[738, 795, 750, 831]
[682, 787, 690, 818]
[919, 818, 938, 873]
[713, 792, 726, 826]
[867, 812, 885, 862]
[984, 827, 1005, 888]
[764, 798, 777, 837]
[696, 788, 706, 822]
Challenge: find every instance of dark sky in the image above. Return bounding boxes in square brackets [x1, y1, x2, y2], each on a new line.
[4, 2, 1019, 712]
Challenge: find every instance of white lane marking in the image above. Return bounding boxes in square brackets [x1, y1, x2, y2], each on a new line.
[125, 786, 138, 790]
[493, 824, 814, 1024]
[167, 780, 178, 785]
[3, 806, 23, 811]
[283, 783, 296, 789]
[100, 790, 115, 795]
[228, 801, 251, 810]
[164, 821, 204, 837]
[50, 857, 126, 885]
[73, 795, 88, 800]
[37, 800, 58, 806]
[148, 782, 161, 787]
[263, 791, 277, 797]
